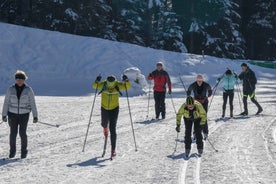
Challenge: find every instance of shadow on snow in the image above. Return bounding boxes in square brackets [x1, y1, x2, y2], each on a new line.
[66, 157, 110, 168]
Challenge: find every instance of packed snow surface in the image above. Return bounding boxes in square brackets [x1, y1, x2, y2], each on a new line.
[0, 23, 275, 184]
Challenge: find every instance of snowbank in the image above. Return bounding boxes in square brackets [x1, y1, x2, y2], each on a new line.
[0, 23, 274, 96]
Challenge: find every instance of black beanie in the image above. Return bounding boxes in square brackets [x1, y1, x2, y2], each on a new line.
[15, 73, 26, 80]
[241, 63, 247, 67]
[186, 96, 194, 105]
[225, 69, 232, 75]
[107, 75, 116, 82]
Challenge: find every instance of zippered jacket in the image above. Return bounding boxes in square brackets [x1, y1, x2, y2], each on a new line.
[148, 70, 172, 92]
[219, 74, 240, 92]
[176, 101, 207, 126]
[238, 67, 257, 93]
[93, 80, 131, 110]
[2, 84, 38, 117]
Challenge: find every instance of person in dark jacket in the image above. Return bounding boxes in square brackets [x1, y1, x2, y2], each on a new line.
[148, 62, 172, 119]
[238, 63, 263, 115]
[217, 69, 240, 118]
[187, 75, 212, 139]
[2, 70, 38, 159]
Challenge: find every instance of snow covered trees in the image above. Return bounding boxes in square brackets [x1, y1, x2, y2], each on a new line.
[0, 0, 274, 60]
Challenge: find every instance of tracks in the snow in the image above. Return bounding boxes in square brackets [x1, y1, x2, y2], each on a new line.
[178, 120, 223, 184]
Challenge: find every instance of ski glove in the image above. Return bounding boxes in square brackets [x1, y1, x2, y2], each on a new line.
[168, 89, 172, 95]
[2, 116, 7, 122]
[234, 72, 238, 79]
[176, 125, 180, 132]
[217, 77, 221, 81]
[122, 75, 128, 82]
[33, 117, 38, 123]
[149, 73, 153, 78]
[96, 75, 102, 82]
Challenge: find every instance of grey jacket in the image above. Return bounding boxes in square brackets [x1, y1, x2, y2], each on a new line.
[2, 84, 38, 117]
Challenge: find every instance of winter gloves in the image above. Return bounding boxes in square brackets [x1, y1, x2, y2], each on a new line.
[168, 89, 172, 95]
[2, 116, 38, 123]
[95, 75, 102, 82]
[122, 75, 128, 82]
[2, 116, 7, 122]
[33, 117, 38, 123]
[175, 125, 180, 132]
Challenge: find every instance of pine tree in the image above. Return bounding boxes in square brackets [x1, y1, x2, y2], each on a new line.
[203, 1, 246, 59]
[246, 0, 275, 60]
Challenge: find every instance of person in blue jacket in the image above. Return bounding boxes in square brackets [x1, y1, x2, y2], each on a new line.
[217, 69, 239, 118]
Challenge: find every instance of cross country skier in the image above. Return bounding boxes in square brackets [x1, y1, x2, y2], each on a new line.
[148, 62, 172, 119]
[217, 69, 239, 118]
[238, 63, 263, 115]
[93, 75, 130, 158]
[176, 96, 207, 157]
[2, 70, 38, 159]
[187, 75, 212, 139]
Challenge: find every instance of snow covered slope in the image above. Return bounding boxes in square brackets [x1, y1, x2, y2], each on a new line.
[0, 23, 275, 184]
[1, 23, 274, 96]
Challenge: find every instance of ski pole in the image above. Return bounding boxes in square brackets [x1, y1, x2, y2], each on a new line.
[38, 121, 60, 128]
[179, 74, 187, 93]
[206, 137, 218, 152]
[82, 75, 100, 152]
[169, 94, 177, 114]
[208, 80, 221, 110]
[146, 80, 151, 118]
[125, 82, 138, 152]
[236, 82, 243, 113]
[174, 132, 179, 152]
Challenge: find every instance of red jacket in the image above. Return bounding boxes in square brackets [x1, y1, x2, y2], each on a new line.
[148, 69, 172, 92]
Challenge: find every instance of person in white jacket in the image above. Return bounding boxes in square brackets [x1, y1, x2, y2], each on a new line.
[2, 70, 38, 159]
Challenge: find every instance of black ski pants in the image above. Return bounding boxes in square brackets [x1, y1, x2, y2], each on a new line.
[223, 90, 234, 113]
[201, 100, 208, 134]
[243, 90, 262, 113]
[154, 91, 166, 118]
[8, 112, 30, 154]
[101, 107, 119, 151]
[184, 118, 203, 150]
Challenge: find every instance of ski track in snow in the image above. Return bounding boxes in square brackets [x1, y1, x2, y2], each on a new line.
[0, 79, 275, 183]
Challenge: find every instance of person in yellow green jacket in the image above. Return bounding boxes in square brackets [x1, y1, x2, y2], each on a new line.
[93, 75, 131, 157]
[176, 96, 207, 157]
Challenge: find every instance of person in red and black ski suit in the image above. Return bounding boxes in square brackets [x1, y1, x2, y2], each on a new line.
[187, 75, 212, 140]
[148, 62, 172, 119]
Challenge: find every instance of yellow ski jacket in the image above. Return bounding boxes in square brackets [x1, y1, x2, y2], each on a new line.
[93, 80, 131, 110]
[176, 101, 207, 126]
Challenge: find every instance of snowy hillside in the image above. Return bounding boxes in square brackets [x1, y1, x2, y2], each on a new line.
[1, 22, 274, 96]
[0, 23, 276, 184]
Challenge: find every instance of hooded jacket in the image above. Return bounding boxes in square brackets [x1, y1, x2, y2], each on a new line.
[93, 80, 131, 110]
[176, 101, 207, 126]
[2, 84, 38, 117]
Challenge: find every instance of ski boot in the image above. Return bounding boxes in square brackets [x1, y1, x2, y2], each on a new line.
[9, 151, 16, 159]
[198, 149, 203, 155]
[21, 150, 28, 159]
[230, 111, 233, 118]
[185, 149, 190, 157]
[111, 150, 116, 157]
[256, 108, 263, 115]
[222, 110, 225, 118]
[239, 111, 248, 116]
